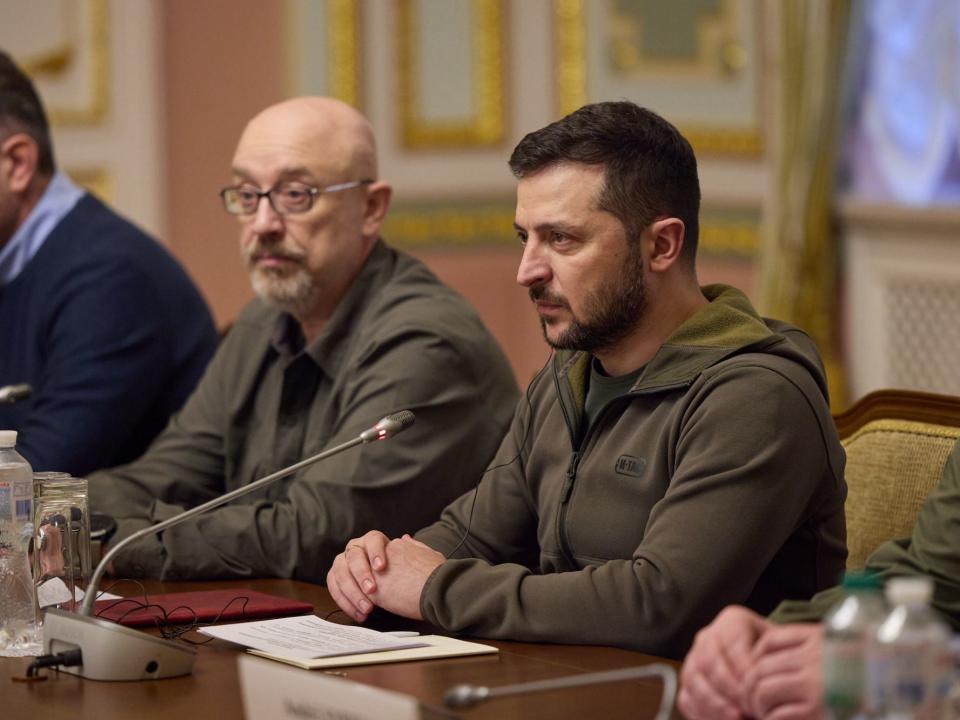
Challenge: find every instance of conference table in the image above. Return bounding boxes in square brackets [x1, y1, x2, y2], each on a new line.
[4, 579, 680, 719]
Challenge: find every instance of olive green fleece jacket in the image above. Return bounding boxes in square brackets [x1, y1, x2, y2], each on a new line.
[415, 284, 847, 659]
[772, 440, 960, 629]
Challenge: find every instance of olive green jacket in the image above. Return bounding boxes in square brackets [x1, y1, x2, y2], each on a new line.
[773, 440, 960, 628]
[416, 285, 847, 659]
[90, 240, 519, 582]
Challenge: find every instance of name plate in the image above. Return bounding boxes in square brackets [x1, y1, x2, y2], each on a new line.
[239, 655, 423, 720]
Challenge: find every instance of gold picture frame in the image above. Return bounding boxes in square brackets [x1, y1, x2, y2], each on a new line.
[553, 0, 762, 156]
[397, 0, 506, 148]
[285, 0, 363, 108]
[14, 0, 110, 126]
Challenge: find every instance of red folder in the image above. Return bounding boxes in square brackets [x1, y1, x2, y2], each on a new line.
[93, 589, 313, 627]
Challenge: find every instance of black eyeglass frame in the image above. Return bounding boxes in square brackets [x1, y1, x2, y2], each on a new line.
[219, 179, 374, 216]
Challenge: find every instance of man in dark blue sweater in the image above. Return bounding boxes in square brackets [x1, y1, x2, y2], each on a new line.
[0, 51, 218, 475]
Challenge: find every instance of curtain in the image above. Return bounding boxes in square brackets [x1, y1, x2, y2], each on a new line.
[759, 0, 852, 408]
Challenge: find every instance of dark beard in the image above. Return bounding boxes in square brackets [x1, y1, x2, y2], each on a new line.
[532, 246, 647, 353]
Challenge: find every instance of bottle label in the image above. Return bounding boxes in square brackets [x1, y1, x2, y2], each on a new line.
[0, 476, 31, 522]
[867, 643, 951, 719]
[824, 643, 865, 719]
[12, 480, 30, 520]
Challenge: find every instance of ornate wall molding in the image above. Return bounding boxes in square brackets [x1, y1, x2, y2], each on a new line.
[383, 202, 516, 248]
[384, 199, 758, 256]
[554, 0, 588, 117]
[16, 0, 110, 126]
[327, 0, 362, 107]
[397, 0, 506, 147]
[286, 0, 362, 106]
[553, 0, 762, 156]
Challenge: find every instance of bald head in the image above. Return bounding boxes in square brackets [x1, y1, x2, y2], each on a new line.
[228, 97, 393, 340]
[235, 97, 377, 181]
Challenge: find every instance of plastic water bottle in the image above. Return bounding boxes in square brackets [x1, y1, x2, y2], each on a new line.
[867, 576, 954, 719]
[823, 571, 887, 720]
[0, 430, 39, 655]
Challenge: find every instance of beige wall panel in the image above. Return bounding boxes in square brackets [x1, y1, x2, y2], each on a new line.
[3, 0, 164, 239]
[161, 0, 286, 327]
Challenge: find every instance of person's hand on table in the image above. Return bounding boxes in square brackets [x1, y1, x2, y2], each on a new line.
[373, 534, 445, 618]
[328, 530, 389, 622]
[741, 623, 824, 720]
[678, 605, 772, 720]
[327, 531, 444, 623]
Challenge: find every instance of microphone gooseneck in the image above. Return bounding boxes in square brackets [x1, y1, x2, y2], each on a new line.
[443, 663, 677, 720]
[43, 411, 416, 682]
[78, 411, 416, 617]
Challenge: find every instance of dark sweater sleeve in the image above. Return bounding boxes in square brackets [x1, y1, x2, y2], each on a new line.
[772, 440, 960, 629]
[15, 253, 176, 475]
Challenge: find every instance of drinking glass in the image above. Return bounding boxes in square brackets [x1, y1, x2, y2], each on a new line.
[32, 474, 91, 616]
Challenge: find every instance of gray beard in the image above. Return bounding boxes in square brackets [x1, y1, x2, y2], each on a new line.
[249, 267, 321, 318]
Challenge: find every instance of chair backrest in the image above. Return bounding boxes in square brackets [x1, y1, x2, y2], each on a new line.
[834, 389, 960, 570]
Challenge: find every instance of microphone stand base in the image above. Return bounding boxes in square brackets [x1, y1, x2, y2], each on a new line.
[42, 608, 196, 681]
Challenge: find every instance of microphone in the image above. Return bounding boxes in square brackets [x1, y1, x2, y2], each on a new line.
[444, 664, 676, 720]
[0, 383, 32, 403]
[41, 411, 416, 681]
[359, 410, 415, 442]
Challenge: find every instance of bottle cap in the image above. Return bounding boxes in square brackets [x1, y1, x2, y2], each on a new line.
[841, 571, 883, 591]
[0, 430, 17, 448]
[885, 576, 933, 605]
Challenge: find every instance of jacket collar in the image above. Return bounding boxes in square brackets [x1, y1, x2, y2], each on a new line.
[554, 284, 784, 410]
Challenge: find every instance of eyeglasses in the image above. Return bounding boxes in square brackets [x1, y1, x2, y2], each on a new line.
[219, 179, 373, 216]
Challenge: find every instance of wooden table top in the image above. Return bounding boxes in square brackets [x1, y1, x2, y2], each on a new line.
[4, 579, 679, 719]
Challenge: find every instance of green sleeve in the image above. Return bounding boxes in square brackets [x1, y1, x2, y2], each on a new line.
[771, 440, 960, 630]
[770, 585, 846, 624]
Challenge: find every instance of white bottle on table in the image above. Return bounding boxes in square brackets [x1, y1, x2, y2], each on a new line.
[0, 430, 39, 655]
[867, 576, 953, 720]
[823, 571, 887, 720]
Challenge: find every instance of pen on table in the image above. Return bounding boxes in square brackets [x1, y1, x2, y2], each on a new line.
[384, 631, 420, 638]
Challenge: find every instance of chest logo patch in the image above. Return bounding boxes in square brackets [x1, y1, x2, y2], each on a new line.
[615, 454, 646, 478]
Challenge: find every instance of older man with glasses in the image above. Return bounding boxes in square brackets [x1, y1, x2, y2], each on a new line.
[88, 97, 519, 582]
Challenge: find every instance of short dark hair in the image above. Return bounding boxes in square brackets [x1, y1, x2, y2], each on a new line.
[0, 50, 55, 175]
[509, 101, 700, 263]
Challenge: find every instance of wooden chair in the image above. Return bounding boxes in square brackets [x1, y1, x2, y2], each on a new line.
[834, 389, 960, 569]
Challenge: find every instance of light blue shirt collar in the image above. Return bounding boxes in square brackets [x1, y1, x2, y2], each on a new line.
[0, 171, 84, 286]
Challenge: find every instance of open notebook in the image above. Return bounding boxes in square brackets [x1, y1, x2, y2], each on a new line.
[199, 615, 498, 669]
[250, 634, 499, 670]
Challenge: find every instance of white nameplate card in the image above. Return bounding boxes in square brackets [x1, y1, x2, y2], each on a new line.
[199, 615, 428, 659]
[239, 654, 423, 720]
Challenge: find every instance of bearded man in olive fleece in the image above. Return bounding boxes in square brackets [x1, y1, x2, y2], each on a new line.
[328, 101, 847, 659]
